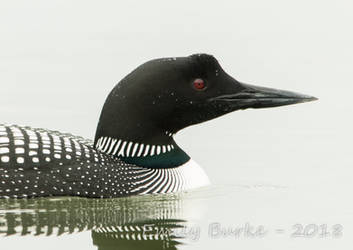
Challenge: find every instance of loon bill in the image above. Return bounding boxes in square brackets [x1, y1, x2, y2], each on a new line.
[0, 54, 317, 198]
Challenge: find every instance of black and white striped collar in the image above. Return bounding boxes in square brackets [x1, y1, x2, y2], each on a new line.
[96, 137, 175, 157]
[95, 136, 190, 169]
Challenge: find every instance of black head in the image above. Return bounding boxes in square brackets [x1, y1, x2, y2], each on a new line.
[95, 53, 316, 145]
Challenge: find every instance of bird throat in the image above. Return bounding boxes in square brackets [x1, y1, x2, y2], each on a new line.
[94, 135, 190, 169]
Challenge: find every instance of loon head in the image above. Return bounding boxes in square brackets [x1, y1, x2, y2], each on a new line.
[95, 54, 317, 168]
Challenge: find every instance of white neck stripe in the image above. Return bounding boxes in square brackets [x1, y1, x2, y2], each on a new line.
[96, 136, 174, 157]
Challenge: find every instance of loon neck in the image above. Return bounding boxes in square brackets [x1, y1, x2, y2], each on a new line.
[94, 87, 190, 168]
[94, 134, 190, 169]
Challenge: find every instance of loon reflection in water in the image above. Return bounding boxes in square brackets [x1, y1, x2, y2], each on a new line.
[0, 194, 193, 250]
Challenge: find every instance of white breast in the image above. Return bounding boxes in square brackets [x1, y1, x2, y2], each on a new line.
[175, 159, 211, 191]
[131, 159, 210, 195]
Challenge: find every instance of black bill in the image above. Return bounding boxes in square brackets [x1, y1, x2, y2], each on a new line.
[210, 82, 318, 110]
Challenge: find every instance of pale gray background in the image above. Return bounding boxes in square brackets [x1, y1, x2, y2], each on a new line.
[0, 0, 352, 249]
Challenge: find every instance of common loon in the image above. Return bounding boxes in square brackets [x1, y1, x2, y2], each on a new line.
[0, 54, 317, 198]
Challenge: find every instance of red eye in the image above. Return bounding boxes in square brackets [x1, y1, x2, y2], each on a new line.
[193, 78, 206, 90]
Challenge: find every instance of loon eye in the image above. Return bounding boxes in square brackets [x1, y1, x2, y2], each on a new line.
[192, 78, 206, 91]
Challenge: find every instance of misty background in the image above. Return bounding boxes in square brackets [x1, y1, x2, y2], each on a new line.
[0, 1, 352, 249]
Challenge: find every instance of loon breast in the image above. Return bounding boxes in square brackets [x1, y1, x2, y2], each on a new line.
[0, 124, 209, 198]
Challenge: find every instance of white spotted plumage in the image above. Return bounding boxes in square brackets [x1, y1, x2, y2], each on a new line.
[0, 124, 210, 198]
